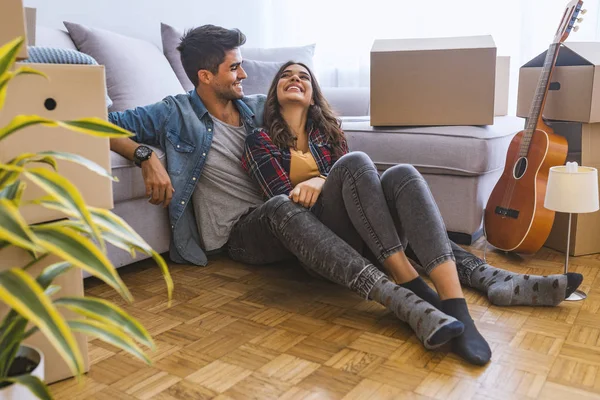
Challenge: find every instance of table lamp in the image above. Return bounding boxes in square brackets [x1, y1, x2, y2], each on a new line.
[544, 162, 599, 301]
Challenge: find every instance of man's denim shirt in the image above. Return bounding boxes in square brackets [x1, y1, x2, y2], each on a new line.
[108, 90, 267, 266]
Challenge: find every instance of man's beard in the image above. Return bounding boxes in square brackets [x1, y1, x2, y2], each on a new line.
[215, 81, 243, 101]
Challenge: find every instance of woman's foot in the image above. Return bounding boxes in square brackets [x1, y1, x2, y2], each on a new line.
[441, 298, 491, 365]
[471, 265, 584, 306]
[370, 278, 464, 350]
[400, 276, 442, 309]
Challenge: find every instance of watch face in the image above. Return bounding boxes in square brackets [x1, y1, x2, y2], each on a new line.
[136, 146, 152, 160]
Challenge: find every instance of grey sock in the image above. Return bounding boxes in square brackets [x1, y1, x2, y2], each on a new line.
[369, 277, 464, 349]
[470, 264, 582, 306]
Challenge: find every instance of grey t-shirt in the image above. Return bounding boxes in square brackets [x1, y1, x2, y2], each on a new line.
[192, 115, 264, 251]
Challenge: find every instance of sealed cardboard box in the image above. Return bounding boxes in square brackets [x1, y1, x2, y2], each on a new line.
[544, 121, 600, 256]
[0, 63, 114, 224]
[517, 42, 600, 123]
[495, 56, 510, 116]
[370, 35, 497, 126]
[0, 247, 89, 384]
[0, 0, 29, 59]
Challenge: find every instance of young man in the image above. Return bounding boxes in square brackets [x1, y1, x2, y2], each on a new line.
[108, 25, 582, 365]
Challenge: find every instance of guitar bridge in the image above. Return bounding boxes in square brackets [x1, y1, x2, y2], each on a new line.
[495, 206, 519, 219]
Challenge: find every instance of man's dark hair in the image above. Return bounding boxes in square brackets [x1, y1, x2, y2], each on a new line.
[177, 24, 246, 87]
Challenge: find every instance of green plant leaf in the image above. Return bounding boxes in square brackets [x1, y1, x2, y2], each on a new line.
[36, 261, 73, 290]
[88, 207, 173, 301]
[23, 167, 105, 251]
[8, 153, 58, 171]
[1, 375, 52, 400]
[30, 199, 173, 302]
[0, 163, 25, 192]
[0, 180, 27, 206]
[0, 317, 27, 377]
[68, 319, 151, 364]
[55, 297, 155, 349]
[0, 268, 84, 377]
[31, 225, 132, 302]
[0, 37, 24, 77]
[0, 198, 41, 253]
[0, 115, 57, 142]
[0, 67, 48, 110]
[37, 150, 117, 181]
[57, 118, 134, 138]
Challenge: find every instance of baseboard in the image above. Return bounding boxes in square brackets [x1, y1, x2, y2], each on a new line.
[448, 228, 484, 245]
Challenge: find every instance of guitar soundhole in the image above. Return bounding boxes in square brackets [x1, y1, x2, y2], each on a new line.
[513, 157, 528, 179]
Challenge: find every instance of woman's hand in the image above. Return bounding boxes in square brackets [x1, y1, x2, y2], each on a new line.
[289, 177, 325, 208]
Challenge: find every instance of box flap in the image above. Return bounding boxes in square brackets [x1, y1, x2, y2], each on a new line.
[371, 35, 495, 53]
[563, 42, 600, 66]
[522, 42, 600, 68]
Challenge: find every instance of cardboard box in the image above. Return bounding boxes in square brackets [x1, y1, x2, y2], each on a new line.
[370, 35, 496, 126]
[0, 0, 29, 59]
[0, 247, 89, 384]
[495, 56, 510, 116]
[517, 42, 600, 123]
[0, 63, 114, 225]
[544, 121, 600, 256]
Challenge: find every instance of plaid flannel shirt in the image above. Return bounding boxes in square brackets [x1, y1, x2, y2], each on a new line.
[242, 127, 349, 199]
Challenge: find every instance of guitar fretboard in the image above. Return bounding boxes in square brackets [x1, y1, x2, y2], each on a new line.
[519, 42, 561, 157]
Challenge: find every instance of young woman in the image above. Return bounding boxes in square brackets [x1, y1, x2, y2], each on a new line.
[242, 61, 583, 365]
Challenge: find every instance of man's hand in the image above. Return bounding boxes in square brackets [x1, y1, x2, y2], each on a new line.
[289, 177, 325, 208]
[141, 153, 175, 208]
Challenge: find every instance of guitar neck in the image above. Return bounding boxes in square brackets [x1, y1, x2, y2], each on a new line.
[520, 42, 561, 157]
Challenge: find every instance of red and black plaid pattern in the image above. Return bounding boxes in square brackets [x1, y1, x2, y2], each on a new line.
[242, 127, 348, 199]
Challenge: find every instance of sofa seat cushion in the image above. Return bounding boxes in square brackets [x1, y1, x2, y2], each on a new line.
[110, 145, 166, 203]
[342, 116, 524, 176]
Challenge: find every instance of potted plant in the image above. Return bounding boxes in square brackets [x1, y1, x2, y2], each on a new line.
[0, 37, 174, 400]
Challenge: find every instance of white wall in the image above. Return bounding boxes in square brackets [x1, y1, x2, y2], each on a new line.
[23, 0, 271, 48]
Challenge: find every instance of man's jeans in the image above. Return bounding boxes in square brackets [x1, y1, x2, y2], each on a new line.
[227, 152, 487, 298]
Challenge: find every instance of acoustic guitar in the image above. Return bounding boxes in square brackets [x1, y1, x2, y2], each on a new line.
[484, 0, 585, 254]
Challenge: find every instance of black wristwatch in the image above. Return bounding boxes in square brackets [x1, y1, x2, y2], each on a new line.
[133, 145, 153, 167]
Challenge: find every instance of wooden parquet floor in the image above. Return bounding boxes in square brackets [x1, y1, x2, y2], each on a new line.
[50, 241, 600, 400]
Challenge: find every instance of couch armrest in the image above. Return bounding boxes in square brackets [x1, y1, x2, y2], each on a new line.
[322, 87, 370, 117]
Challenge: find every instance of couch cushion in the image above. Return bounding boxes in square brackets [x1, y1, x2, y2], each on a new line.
[160, 23, 193, 91]
[342, 116, 524, 176]
[34, 26, 77, 50]
[160, 22, 315, 92]
[110, 145, 166, 203]
[240, 59, 282, 95]
[64, 21, 185, 112]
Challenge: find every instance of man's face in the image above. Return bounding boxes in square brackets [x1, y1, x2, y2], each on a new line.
[209, 48, 247, 101]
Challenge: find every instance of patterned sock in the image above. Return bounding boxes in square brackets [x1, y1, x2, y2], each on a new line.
[470, 264, 584, 306]
[441, 298, 491, 366]
[369, 277, 464, 349]
[400, 276, 442, 309]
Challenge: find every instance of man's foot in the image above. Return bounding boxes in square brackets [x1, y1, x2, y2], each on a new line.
[400, 276, 442, 309]
[441, 298, 491, 366]
[471, 264, 584, 306]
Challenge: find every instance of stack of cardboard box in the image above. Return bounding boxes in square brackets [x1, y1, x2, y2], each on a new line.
[0, 0, 114, 383]
[517, 42, 600, 256]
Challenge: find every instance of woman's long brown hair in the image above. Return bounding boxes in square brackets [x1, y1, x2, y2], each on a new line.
[263, 61, 345, 157]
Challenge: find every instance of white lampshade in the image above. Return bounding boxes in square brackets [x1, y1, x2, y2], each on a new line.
[545, 163, 600, 213]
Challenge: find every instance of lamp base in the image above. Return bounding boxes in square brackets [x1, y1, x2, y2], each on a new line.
[565, 290, 587, 301]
